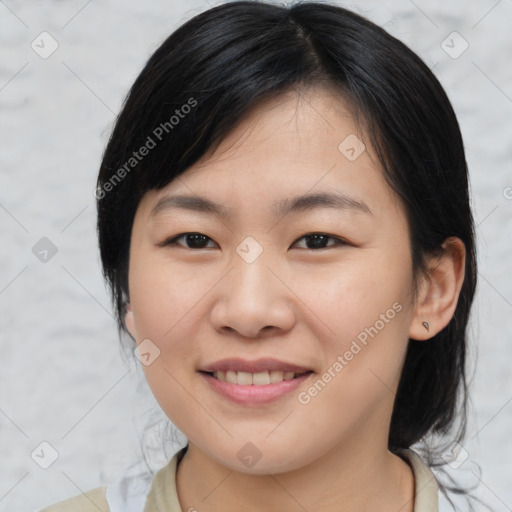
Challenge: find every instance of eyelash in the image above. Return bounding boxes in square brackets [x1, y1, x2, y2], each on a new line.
[161, 232, 349, 251]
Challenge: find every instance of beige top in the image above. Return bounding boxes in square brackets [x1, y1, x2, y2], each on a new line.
[39, 447, 439, 512]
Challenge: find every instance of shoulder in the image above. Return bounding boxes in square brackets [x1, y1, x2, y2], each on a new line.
[38, 486, 109, 512]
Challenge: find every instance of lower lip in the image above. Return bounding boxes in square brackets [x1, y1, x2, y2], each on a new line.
[200, 371, 313, 405]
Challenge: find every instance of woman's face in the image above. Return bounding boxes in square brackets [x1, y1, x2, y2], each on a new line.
[125, 87, 421, 474]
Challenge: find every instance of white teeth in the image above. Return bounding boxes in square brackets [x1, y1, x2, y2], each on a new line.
[269, 370, 284, 383]
[212, 370, 303, 385]
[237, 371, 253, 385]
[225, 370, 237, 384]
[253, 371, 270, 385]
[215, 370, 227, 382]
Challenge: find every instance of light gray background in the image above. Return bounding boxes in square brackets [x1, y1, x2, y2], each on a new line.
[1, 0, 511, 511]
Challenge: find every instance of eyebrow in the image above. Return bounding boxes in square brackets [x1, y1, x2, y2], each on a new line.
[149, 191, 373, 221]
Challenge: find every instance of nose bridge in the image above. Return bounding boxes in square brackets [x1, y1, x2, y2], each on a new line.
[230, 235, 275, 302]
[211, 234, 295, 337]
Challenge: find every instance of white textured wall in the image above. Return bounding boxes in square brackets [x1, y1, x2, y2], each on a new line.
[1, 1, 511, 510]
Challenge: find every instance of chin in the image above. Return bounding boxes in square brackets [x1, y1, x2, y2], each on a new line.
[209, 445, 307, 476]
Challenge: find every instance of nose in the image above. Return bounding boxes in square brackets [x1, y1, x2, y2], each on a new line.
[210, 251, 296, 339]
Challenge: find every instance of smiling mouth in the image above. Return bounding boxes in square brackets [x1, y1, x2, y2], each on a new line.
[201, 370, 313, 386]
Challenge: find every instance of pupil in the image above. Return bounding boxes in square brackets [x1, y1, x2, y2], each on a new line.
[307, 234, 327, 249]
[187, 233, 208, 248]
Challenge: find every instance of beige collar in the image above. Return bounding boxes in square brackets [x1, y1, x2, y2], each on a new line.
[397, 448, 439, 511]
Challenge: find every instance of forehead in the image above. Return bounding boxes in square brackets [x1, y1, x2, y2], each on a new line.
[138, 86, 401, 223]
[201, 86, 361, 162]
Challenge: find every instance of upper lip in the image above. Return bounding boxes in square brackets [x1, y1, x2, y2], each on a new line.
[200, 358, 312, 374]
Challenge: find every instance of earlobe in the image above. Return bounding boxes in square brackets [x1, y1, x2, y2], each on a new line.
[124, 303, 137, 341]
[409, 237, 466, 341]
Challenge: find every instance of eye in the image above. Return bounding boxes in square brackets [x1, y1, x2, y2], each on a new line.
[162, 232, 217, 249]
[292, 233, 348, 250]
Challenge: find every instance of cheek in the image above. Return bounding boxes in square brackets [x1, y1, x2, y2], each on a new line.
[296, 251, 412, 394]
[131, 261, 204, 426]
[298, 276, 410, 427]
[129, 260, 206, 401]
[295, 251, 410, 339]
[129, 256, 210, 338]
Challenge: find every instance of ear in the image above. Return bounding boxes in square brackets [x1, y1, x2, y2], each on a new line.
[409, 236, 466, 341]
[124, 303, 138, 341]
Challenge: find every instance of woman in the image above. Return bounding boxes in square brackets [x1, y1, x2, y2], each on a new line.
[40, 1, 478, 510]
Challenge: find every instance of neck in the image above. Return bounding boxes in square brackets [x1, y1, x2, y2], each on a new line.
[176, 439, 415, 512]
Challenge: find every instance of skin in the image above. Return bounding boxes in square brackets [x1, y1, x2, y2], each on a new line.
[125, 86, 466, 512]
